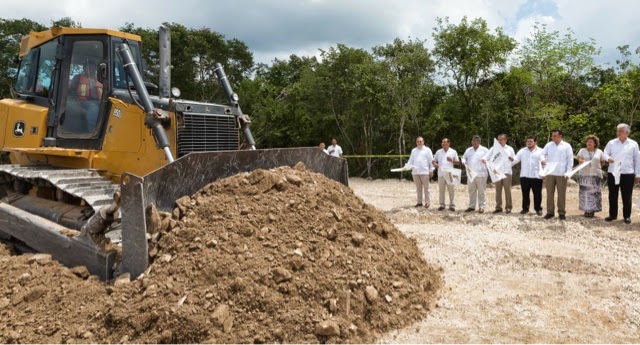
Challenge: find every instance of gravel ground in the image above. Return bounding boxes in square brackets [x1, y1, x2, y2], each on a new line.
[350, 177, 640, 343]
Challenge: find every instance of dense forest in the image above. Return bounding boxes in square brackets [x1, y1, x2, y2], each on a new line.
[1, 16, 639, 177]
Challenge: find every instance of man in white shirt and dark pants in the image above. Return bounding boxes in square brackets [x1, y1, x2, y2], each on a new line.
[433, 138, 459, 211]
[482, 134, 516, 213]
[406, 136, 434, 208]
[541, 129, 574, 220]
[462, 135, 489, 213]
[328, 138, 343, 158]
[602, 123, 640, 224]
[512, 135, 544, 215]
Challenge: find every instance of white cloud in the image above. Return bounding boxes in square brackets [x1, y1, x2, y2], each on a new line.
[2, 0, 638, 65]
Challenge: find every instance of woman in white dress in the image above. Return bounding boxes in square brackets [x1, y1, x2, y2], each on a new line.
[577, 135, 605, 218]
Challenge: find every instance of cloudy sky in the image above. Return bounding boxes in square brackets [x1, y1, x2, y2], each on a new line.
[3, 0, 639, 66]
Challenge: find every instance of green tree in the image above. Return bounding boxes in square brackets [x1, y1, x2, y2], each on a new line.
[592, 45, 640, 134]
[515, 23, 601, 143]
[373, 38, 437, 161]
[432, 16, 516, 123]
[0, 18, 46, 98]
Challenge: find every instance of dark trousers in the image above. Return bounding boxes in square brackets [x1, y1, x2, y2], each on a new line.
[607, 173, 635, 219]
[521, 177, 543, 212]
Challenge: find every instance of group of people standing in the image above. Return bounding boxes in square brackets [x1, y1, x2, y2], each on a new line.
[405, 124, 640, 223]
[319, 138, 343, 158]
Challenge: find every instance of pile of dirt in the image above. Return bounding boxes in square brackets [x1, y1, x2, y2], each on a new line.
[0, 165, 441, 343]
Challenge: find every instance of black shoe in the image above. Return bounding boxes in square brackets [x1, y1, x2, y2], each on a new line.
[519, 210, 528, 215]
[536, 210, 543, 216]
[605, 216, 616, 222]
[415, 203, 422, 207]
[437, 206, 445, 211]
[559, 214, 566, 220]
[493, 209, 502, 214]
[449, 207, 456, 212]
[624, 218, 631, 224]
[544, 214, 554, 220]
[465, 208, 475, 212]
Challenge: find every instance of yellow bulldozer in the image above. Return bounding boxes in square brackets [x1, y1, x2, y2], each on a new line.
[0, 26, 348, 280]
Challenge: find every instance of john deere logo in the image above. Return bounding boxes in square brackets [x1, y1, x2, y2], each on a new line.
[13, 121, 25, 137]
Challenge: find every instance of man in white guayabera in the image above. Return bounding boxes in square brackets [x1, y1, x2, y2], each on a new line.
[327, 138, 343, 158]
[433, 138, 459, 211]
[602, 123, 640, 224]
[511, 136, 544, 216]
[462, 135, 489, 213]
[482, 134, 516, 213]
[405, 136, 434, 208]
[541, 129, 574, 220]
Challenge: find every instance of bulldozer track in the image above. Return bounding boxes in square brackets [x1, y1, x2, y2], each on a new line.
[0, 165, 119, 212]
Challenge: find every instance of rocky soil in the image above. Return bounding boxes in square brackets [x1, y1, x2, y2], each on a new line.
[0, 166, 441, 343]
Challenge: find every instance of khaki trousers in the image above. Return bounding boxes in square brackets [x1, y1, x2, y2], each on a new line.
[413, 174, 430, 205]
[438, 173, 455, 208]
[494, 174, 513, 211]
[468, 176, 487, 209]
[545, 175, 568, 215]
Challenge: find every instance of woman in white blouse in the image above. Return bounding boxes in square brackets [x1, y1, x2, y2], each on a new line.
[577, 135, 605, 218]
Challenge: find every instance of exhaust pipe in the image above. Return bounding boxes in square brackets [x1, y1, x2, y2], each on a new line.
[159, 26, 171, 98]
[214, 63, 256, 150]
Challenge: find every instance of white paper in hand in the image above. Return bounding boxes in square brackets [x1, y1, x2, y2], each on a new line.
[465, 165, 477, 183]
[613, 159, 623, 185]
[444, 168, 462, 186]
[539, 161, 558, 177]
[486, 160, 506, 183]
[391, 164, 414, 172]
[565, 160, 592, 179]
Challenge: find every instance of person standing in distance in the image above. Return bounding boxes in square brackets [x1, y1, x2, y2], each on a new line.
[511, 136, 544, 215]
[328, 138, 343, 158]
[319, 142, 329, 154]
[541, 129, 573, 220]
[602, 124, 640, 224]
[482, 134, 516, 213]
[433, 138, 459, 211]
[577, 135, 605, 218]
[406, 136, 434, 208]
[462, 135, 489, 213]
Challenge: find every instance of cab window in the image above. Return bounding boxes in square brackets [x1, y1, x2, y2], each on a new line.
[34, 41, 57, 98]
[60, 40, 105, 135]
[15, 49, 38, 94]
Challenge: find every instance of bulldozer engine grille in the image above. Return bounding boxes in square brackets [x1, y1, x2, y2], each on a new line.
[177, 113, 239, 157]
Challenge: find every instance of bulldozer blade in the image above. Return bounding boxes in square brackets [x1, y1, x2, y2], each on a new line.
[120, 147, 348, 278]
[0, 203, 116, 280]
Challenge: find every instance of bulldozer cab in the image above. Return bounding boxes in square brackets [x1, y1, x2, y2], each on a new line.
[13, 29, 143, 148]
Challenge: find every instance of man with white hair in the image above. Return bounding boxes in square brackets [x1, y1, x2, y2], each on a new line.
[462, 135, 489, 213]
[602, 123, 640, 224]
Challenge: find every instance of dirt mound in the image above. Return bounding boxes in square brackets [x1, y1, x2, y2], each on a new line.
[0, 165, 441, 343]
